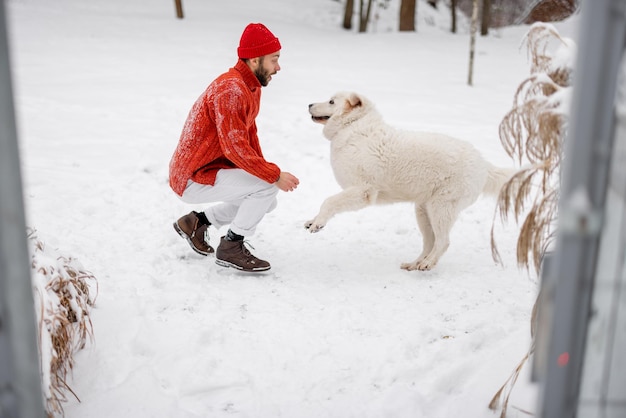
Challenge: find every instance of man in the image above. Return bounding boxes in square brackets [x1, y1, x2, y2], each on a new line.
[169, 23, 299, 272]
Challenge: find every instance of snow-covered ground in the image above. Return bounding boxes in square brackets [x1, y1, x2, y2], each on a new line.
[6, 0, 578, 416]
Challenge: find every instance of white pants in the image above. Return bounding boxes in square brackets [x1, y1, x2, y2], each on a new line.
[179, 169, 279, 237]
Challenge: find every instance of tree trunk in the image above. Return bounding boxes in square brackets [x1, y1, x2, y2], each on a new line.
[468, 0, 479, 86]
[399, 0, 416, 32]
[358, 0, 373, 33]
[174, 0, 183, 19]
[451, 0, 457, 33]
[480, 0, 491, 36]
[526, 0, 579, 24]
[343, 0, 354, 30]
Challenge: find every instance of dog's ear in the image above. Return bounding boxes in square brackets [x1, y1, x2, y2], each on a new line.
[346, 93, 362, 109]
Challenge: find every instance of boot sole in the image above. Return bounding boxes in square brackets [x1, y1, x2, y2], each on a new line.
[173, 222, 214, 256]
[215, 258, 271, 272]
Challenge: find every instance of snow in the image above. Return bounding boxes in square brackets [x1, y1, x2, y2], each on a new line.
[6, 0, 579, 417]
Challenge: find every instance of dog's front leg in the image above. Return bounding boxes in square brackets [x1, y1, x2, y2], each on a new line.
[305, 186, 377, 233]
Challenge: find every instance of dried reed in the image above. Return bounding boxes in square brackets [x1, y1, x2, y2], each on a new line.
[492, 22, 572, 272]
[29, 228, 98, 417]
[489, 23, 574, 417]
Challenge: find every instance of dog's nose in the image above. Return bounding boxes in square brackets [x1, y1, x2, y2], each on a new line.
[308, 104, 313, 108]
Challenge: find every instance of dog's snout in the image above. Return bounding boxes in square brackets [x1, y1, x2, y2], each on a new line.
[308, 103, 313, 109]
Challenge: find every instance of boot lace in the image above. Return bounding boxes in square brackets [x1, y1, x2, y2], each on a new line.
[190, 218, 210, 246]
[190, 218, 200, 239]
[241, 240, 255, 257]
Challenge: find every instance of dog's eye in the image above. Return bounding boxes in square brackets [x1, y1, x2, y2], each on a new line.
[329, 100, 334, 105]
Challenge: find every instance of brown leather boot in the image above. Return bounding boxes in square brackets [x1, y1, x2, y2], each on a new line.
[215, 236, 271, 272]
[173, 212, 214, 255]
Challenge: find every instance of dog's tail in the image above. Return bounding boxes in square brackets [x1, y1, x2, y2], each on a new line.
[483, 164, 519, 196]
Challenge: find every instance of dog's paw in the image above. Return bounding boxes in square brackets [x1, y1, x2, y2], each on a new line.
[304, 219, 325, 233]
[401, 259, 435, 271]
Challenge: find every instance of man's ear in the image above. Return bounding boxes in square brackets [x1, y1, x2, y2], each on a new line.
[248, 57, 260, 69]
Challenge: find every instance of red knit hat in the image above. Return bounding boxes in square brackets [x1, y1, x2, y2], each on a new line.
[237, 23, 281, 59]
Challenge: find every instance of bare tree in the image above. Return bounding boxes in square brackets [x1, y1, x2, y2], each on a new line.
[481, 0, 491, 35]
[174, 0, 183, 19]
[343, 0, 354, 30]
[358, 0, 374, 33]
[467, 0, 479, 85]
[399, 0, 416, 31]
[451, 0, 457, 33]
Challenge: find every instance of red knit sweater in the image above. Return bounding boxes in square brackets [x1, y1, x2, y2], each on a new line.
[169, 60, 281, 196]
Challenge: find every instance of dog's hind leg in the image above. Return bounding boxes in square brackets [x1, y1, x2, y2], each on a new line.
[401, 199, 460, 271]
[305, 186, 378, 232]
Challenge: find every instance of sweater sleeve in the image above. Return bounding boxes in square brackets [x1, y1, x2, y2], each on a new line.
[211, 80, 281, 184]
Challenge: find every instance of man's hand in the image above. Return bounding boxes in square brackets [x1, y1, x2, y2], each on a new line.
[276, 172, 299, 192]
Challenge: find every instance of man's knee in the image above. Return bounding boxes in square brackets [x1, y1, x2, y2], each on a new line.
[267, 197, 278, 213]
[255, 183, 280, 199]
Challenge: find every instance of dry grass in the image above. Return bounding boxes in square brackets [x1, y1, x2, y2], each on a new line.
[29, 229, 98, 417]
[488, 23, 573, 417]
[492, 22, 572, 273]
[488, 296, 540, 418]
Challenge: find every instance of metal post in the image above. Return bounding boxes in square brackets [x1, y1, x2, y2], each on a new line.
[0, 0, 47, 416]
[537, 0, 626, 417]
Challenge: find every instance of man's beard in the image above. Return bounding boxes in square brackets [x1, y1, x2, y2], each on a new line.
[254, 58, 272, 86]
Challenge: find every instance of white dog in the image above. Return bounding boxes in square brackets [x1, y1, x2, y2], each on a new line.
[306, 91, 515, 271]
